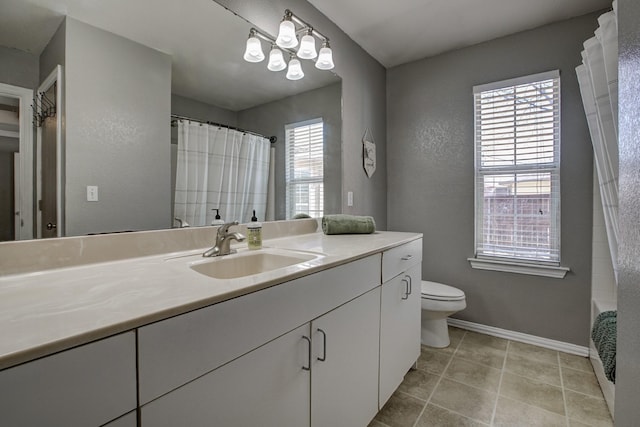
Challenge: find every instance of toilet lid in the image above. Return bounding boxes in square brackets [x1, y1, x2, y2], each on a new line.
[421, 280, 465, 301]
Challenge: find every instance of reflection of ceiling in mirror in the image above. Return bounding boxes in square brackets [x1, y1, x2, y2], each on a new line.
[0, 0, 340, 111]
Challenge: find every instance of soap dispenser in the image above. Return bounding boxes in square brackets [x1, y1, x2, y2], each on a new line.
[247, 210, 262, 250]
[211, 209, 225, 226]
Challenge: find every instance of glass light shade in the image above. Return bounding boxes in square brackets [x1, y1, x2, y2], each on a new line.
[297, 34, 317, 59]
[243, 36, 264, 63]
[315, 46, 334, 70]
[276, 20, 298, 48]
[267, 47, 286, 72]
[286, 58, 304, 80]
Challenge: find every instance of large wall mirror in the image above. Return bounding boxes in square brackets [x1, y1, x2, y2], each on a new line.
[0, 0, 342, 241]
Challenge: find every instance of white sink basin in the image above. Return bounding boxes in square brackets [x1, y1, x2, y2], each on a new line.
[189, 248, 322, 280]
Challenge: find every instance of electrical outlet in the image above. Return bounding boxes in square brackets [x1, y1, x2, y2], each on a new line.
[347, 191, 353, 207]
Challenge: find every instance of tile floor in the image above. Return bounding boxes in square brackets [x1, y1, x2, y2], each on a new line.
[371, 327, 613, 427]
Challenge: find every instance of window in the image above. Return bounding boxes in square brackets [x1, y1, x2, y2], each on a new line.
[285, 118, 324, 218]
[471, 71, 568, 277]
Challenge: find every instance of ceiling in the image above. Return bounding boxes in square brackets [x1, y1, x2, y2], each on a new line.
[0, 0, 339, 110]
[0, 0, 610, 106]
[308, 0, 612, 67]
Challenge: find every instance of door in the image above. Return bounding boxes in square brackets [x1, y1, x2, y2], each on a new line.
[379, 264, 422, 407]
[39, 91, 57, 239]
[311, 287, 381, 427]
[140, 323, 311, 427]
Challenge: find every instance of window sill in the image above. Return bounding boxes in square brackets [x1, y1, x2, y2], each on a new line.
[467, 257, 570, 279]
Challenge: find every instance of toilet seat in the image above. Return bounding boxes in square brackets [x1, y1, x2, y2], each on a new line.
[421, 280, 465, 301]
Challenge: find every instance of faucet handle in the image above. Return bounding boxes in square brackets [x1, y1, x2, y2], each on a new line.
[218, 220, 239, 235]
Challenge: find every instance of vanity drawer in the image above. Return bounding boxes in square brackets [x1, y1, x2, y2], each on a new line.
[382, 238, 423, 282]
[138, 253, 381, 404]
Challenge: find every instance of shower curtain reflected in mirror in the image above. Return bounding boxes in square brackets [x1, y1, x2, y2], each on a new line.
[174, 120, 270, 226]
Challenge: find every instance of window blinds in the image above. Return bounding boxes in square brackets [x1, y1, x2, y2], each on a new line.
[473, 71, 561, 264]
[285, 119, 324, 218]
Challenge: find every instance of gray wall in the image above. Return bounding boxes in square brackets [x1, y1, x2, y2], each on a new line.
[214, 0, 387, 228]
[64, 18, 172, 235]
[387, 13, 600, 345]
[237, 82, 342, 220]
[616, 0, 640, 422]
[0, 46, 39, 90]
[171, 94, 238, 126]
[39, 19, 65, 83]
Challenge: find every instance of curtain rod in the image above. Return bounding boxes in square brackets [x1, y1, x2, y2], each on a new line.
[171, 114, 277, 143]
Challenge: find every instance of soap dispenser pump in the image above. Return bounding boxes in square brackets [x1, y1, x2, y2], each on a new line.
[211, 209, 225, 226]
[247, 210, 262, 250]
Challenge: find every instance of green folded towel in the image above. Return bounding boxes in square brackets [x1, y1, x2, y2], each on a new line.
[322, 214, 376, 235]
[292, 213, 312, 219]
[591, 310, 617, 383]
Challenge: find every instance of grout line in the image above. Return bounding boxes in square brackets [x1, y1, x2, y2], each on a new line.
[428, 402, 491, 426]
[489, 339, 509, 426]
[410, 329, 466, 427]
[558, 352, 570, 427]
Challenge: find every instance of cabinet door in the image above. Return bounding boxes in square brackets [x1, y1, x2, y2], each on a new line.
[140, 324, 311, 427]
[379, 264, 422, 407]
[311, 287, 381, 427]
[0, 332, 136, 427]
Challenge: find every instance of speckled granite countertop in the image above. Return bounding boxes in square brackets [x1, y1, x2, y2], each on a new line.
[0, 230, 421, 370]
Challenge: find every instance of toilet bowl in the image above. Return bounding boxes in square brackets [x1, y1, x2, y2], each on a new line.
[421, 280, 466, 348]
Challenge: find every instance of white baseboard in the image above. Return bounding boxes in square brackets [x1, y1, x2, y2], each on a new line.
[447, 318, 589, 357]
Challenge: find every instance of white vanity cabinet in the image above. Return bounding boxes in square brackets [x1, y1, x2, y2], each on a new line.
[311, 286, 381, 427]
[0, 332, 137, 427]
[138, 254, 381, 426]
[379, 239, 423, 407]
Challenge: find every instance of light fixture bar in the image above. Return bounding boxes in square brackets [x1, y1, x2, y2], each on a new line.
[285, 9, 330, 44]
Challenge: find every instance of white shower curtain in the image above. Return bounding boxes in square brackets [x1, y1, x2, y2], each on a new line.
[174, 120, 270, 226]
[576, 0, 619, 280]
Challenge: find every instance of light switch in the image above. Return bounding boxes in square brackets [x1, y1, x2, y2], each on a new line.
[87, 185, 99, 202]
[347, 191, 353, 207]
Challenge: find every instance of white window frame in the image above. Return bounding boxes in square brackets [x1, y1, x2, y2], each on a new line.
[468, 70, 569, 278]
[285, 118, 324, 219]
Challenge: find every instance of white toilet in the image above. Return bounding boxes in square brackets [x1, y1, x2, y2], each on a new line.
[421, 280, 466, 348]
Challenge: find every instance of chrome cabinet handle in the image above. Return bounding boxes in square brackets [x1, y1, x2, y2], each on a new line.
[406, 274, 412, 295]
[401, 254, 413, 261]
[317, 328, 327, 362]
[302, 336, 311, 371]
[401, 278, 410, 300]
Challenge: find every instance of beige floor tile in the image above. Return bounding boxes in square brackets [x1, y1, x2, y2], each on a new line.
[417, 346, 452, 375]
[559, 352, 593, 373]
[499, 372, 565, 416]
[368, 420, 390, 427]
[461, 331, 509, 351]
[444, 357, 501, 392]
[569, 419, 594, 427]
[504, 352, 561, 386]
[398, 369, 439, 400]
[508, 341, 559, 365]
[564, 390, 613, 427]
[456, 340, 507, 369]
[375, 391, 425, 427]
[430, 378, 497, 424]
[415, 404, 487, 427]
[448, 326, 466, 346]
[562, 366, 603, 397]
[493, 395, 567, 427]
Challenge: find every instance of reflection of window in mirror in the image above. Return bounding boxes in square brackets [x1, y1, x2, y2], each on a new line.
[285, 118, 324, 219]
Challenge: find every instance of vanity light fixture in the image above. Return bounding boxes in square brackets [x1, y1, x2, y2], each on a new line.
[242, 9, 334, 80]
[286, 55, 304, 80]
[243, 29, 265, 63]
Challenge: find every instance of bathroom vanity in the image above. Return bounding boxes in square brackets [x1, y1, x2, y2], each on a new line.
[0, 220, 422, 426]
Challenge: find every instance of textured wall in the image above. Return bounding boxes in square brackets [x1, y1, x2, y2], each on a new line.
[237, 83, 342, 220]
[213, 0, 387, 228]
[64, 18, 172, 235]
[387, 13, 600, 345]
[615, 0, 640, 422]
[0, 46, 39, 90]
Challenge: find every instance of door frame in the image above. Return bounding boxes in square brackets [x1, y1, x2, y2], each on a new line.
[0, 82, 34, 240]
[36, 65, 64, 238]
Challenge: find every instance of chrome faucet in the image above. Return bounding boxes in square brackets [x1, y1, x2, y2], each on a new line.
[203, 221, 246, 257]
